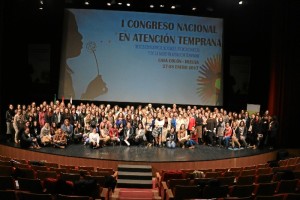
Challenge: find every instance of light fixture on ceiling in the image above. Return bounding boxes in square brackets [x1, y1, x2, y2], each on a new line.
[84, 0, 89, 5]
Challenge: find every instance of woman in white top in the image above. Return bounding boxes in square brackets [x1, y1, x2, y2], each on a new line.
[89, 128, 100, 148]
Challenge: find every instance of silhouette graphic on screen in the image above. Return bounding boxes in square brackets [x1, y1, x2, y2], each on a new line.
[81, 41, 108, 100]
[62, 10, 107, 100]
[61, 10, 82, 99]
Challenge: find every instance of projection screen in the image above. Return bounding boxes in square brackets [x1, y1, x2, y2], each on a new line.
[58, 8, 223, 106]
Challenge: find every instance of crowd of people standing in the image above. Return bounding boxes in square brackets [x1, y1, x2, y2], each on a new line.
[4, 100, 279, 150]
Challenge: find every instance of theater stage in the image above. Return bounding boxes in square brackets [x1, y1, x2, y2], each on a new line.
[0, 141, 279, 174]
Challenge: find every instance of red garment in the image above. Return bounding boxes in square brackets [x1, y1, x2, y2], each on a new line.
[224, 126, 233, 137]
[188, 117, 196, 130]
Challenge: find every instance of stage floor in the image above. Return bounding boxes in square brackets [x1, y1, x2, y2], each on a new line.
[1, 140, 274, 163]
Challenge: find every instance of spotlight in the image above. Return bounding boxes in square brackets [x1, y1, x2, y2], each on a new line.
[118, 2, 122, 5]
[160, 4, 164, 8]
[192, 7, 197, 11]
[84, 0, 89, 5]
[126, 3, 130, 7]
[171, 5, 176, 9]
[107, 2, 111, 6]
[150, 4, 154, 8]
[239, 1, 243, 5]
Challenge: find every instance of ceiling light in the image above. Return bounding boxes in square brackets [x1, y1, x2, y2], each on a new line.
[118, 2, 122, 5]
[239, 1, 243, 5]
[150, 5, 154, 8]
[192, 7, 197, 11]
[126, 3, 130, 7]
[84, 1, 89, 5]
[171, 5, 176, 9]
[107, 2, 111, 6]
[160, 4, 164, 8]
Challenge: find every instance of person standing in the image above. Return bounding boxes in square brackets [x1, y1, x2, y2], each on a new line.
[5, 104, 15, 142]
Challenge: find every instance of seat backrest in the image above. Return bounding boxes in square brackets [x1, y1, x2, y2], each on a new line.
[0, 176, 16, 190]
[167, 178, 190, 191]
[84, 175, 105, 186]
[223, 171, 237, 177]
[256, 168, 272, 175]
[236, 175, 255, 185]
[253, 182, 278, 196]
[36, 170, 58, 180]
[60, 172, 81, 182]
[17, 177, 44, 193]
[276, 179, 299, 194]
[173, 185, 201, 200]
[240, 169, 256, 176]
[0, 190, 17, 200]
[78, 166, 95, 172]
[16, 191, 53, 200]
[162, 170, 183, 182]
[255, 173, 274, 184]
[202, 184, 229, 199]
[30, 165, 48, 172]
[0, 160, 12, 166]
[14, 168, 35, 179]
[230, 184, 255, 198]
[205, 171, 222, 178]
[285, 193, 300, 200]
[217, 176, 235, 186]
[0, 165, 14, 176]
[44, 162, 59, 168]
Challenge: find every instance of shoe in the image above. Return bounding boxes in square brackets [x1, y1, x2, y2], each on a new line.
[189, 146, 195, 149]
[124, 140, 130, 146]
[59, 146, 65, 149]
[36, 146, 41, 149]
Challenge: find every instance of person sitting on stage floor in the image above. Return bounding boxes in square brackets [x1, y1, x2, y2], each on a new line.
[166, 126, 177, 148]
[186, 126, 197, 149]
[109, 123, 120, 145]
[123, 121, 135, 146]
[60, 118, 74, 144]
[177, 124, 189, 148]
[40, 122, 52, 146]
[89, 127, 100, 149]
[135, 122, 146, 146]
[99, 122, 110, 146]
[73, 122, 84, 144]
[20, 127, 41, 149]
[223, 122, 232, 149]
[53, 128, 67, 148]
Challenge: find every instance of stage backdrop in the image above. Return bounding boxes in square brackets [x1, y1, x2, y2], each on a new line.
[58, 8, 223, 106]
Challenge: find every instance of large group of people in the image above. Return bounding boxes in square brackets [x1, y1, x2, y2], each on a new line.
[4, 100, 279, 150]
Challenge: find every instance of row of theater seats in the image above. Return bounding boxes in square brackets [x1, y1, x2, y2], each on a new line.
[155, 157, 300, 200]
[0, 156, 116, 200]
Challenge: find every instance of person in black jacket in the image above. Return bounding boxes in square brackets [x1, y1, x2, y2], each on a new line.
[20, 127, 41, 149]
